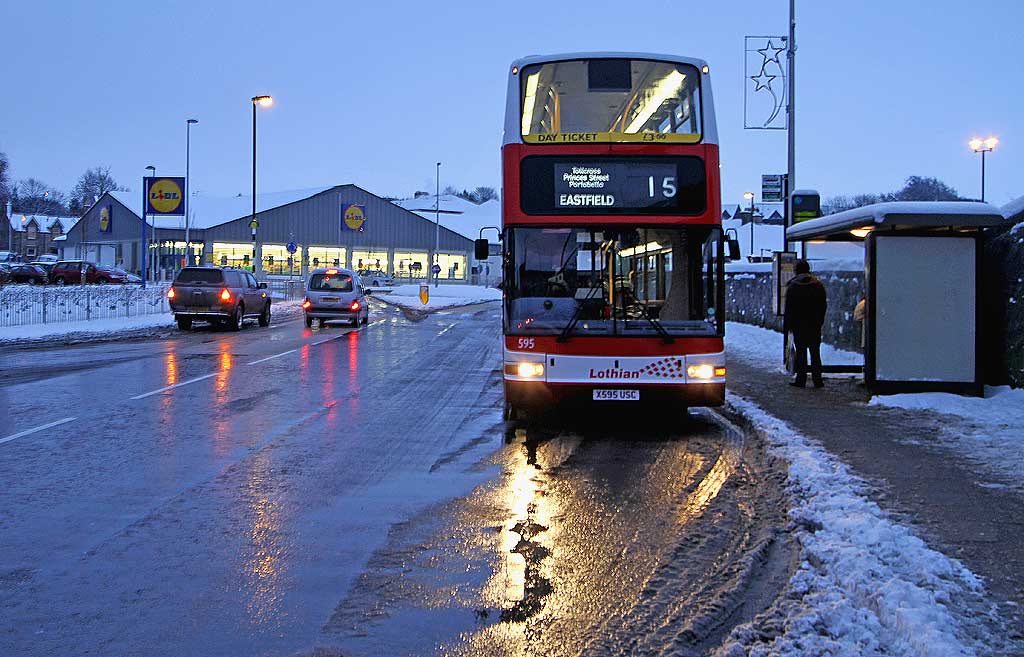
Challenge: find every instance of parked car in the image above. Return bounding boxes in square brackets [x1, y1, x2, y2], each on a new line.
[8, 264, 48, 285]
[34, 254, 59, 264]
[49, 260, 129, 285]
[0, 263, 11, 285]
[29, 261, 56, 277]
[0, 251, 19, 264]
[302, 267, 369, 327]
[168, 266, 271, 331]
[357, 268, 394, 287]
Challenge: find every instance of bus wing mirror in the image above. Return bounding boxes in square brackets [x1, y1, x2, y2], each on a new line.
[474, 239, 490, 261]
[725, 238, 742, 261]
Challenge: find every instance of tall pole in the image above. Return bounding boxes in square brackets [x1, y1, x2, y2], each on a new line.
[750, 195, 755, 256]
[6, 201, 11, 255]
[785, 0, 796, 254]
[185, 119, 197, 267]
[143, 165, 155, 287]
[981, 149, 986, 203]
[252, 100, 258, 275]
[434, 161, 441, 287]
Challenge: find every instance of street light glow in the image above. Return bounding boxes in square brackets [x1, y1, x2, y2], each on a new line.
[969, 136, 998, 152]
[743, 191, 754, 200]
[253, 95, 273, 107]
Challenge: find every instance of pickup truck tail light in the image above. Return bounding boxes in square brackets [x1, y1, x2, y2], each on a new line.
[302, 299, 311, 310]
[167, 288, 176, 299]
[220, 288, 232, 302]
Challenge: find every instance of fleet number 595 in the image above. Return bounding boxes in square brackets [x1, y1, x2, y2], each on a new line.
[517, 338, 535, 349]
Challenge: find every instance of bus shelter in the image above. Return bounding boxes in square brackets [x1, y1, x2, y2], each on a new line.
[787, 202, 1007, 396]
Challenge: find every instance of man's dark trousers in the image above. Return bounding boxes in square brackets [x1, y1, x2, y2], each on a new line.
[794, 338, 823, 387]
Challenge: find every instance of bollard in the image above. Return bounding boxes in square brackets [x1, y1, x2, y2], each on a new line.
[86, 288, 91, 321]
[312, 317, 321, 331]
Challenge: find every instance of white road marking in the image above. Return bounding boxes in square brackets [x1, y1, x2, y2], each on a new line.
[437, 323, 457, 336]
[247, 349, 297, 365]
[1, 417, 76, 445]
[130, 373, 218, 400]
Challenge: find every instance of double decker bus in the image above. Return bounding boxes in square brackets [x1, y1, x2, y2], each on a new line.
[494, 52, 729, 416]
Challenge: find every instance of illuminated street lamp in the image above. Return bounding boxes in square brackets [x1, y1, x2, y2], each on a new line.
[968, 136, 998, 202]
[743, 191, 755, 256]
[185, 118, 198, 267]
[251, 95, 273, 274]
[142, 165, 156, 287]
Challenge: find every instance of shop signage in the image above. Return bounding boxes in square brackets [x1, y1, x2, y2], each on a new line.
[144, 177, 186, 216]
[342, 204, 366, 231]
[98, 205, 112, 233]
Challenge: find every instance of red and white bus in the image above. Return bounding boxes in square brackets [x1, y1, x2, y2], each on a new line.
[491, 52, 730, 416]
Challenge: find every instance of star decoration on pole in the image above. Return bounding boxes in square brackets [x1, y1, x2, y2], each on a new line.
[757, 39, 785, 66]
[750, 68, 776, 92]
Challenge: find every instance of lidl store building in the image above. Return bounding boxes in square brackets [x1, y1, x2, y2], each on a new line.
[58, 185, 476, 281]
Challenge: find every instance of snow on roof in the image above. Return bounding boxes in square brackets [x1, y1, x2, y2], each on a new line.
[1001, 195, 1024, 221]
[7, 213, 80, 233]
[788, 201, 1006, 241]
[109, 186, 335, 229]
[392, 194, 500, 242]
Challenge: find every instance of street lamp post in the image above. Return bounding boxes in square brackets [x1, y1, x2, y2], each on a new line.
[743, 191, 756, 257]
[185, 118, 198, 267]
[142, 165, 156, 287]
[968, 136, 998, 202]
[251, 95, 273, 276]
[434, 161, 441, 287]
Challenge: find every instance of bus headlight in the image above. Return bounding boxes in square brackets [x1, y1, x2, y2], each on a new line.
[687, 364, 716, 379]
[516, 362, 545, 378]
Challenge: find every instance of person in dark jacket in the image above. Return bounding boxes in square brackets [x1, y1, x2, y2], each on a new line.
[783, 260, 827, 388]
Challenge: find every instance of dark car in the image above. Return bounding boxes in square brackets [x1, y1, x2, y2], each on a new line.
[168, 267, 271, 331]
[29, 261, 56, 277]
[8, 264, 48, 285]
[49, 260, 128, 285]
[0, 263, 11, 286]
[302, 267, 369, 327]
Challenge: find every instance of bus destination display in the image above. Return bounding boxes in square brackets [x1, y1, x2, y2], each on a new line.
[554, 162, 677, 209]
[519, 156, 706, 216]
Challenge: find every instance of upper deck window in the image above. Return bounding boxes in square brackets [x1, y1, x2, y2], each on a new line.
[520, 59, 702, 144]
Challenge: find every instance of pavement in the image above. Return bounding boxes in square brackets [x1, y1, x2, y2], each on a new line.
[726, 353, 1024, 637]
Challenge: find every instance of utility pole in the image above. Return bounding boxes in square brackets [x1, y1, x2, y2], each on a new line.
[785, 0, 796, 254]
[434, 161, 441, 287]
[185, 118, 198, 267]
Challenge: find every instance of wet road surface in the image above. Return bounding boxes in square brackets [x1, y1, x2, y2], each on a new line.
[0, 303, 791, 656]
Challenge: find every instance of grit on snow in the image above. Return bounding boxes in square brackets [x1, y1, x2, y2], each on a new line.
[373, 284, 502, 311]
[718, 395, 998, 657]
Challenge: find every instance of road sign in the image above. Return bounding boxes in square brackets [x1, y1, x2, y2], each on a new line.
[762, 174, 785, 203]
[286, 241, 297, 254]
[431, 263, 441, 274]
[419, 284, 429, 305]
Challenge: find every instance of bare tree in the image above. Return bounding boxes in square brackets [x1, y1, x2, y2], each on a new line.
[70, 166, 125, 215]
[0, 151, 10, 204]
[11, 178, 67, 215]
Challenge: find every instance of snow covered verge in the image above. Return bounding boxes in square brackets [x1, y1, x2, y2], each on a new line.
[726, 321, 863, 371]
[371, 284, 502, 312]
[0, 300, 306, 346]
[869, 387, 1024, 491]
[716, 394, 1007, 657]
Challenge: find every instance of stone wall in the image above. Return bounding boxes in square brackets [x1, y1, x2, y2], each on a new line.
[725, 269, 865, 353]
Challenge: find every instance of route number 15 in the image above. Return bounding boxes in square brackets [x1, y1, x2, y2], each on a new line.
[648, 176, 677, 198]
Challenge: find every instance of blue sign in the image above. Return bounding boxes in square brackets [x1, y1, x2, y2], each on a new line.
[144, 177, 187, 216]
[431, 263, 441, 274]
[286, 241, 297, 254]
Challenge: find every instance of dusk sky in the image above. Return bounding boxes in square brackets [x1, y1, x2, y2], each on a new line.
[3, 0, 1020, 209]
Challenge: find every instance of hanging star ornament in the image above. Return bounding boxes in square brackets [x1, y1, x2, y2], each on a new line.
[750, 67, 776, 92]
[757, 39, 786, 66]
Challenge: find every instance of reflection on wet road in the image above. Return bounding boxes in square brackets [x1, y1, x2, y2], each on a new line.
[0, 302, 789, 657]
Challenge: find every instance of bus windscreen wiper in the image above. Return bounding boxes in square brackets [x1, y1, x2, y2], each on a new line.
[557, 288, 601, 342]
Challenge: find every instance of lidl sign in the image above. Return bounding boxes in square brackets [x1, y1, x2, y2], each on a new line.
[98, 205, 112, 233]
[145, 177, 186, 216]
[342, 204, 366, 231]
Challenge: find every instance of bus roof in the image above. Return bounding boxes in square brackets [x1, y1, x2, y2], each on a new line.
[504, 52, 718, 146]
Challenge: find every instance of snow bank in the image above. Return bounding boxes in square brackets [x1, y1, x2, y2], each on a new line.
[869, 387, 1024, 490]
[0, 299, 306, 345]
[718, 394, 991, 657]
[725, 321, 863, 370]
[373, 284, 501, 311]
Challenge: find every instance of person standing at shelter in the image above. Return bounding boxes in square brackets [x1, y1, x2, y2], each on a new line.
[784, 260, 827, 388]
